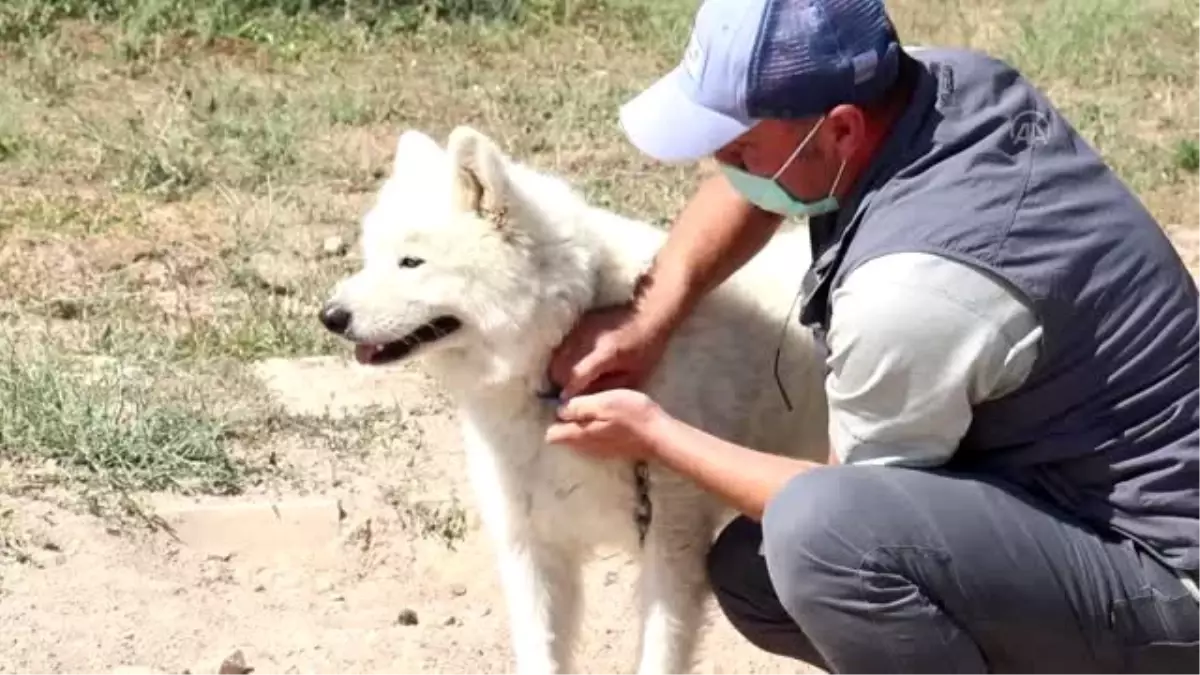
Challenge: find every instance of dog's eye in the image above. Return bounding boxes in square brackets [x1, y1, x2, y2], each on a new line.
[398, 256, 424, 269]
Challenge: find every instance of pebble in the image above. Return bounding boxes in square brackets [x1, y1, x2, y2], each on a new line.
[396, 608, 419, 626]
[321, 236, 348, 258]
[219, 650, 253, 675]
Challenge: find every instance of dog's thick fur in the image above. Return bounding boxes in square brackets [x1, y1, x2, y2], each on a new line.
[321, 126, 830, 674]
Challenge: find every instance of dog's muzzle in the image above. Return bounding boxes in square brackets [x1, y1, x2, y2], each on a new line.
[319, 303, 352, 335]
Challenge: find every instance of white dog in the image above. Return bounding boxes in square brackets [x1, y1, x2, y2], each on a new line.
[320, 126, 830, 674]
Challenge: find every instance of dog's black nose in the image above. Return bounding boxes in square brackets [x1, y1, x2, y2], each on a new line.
[319, 304, 351, 335]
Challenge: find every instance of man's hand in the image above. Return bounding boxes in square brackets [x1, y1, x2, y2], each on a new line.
[544, 389, 666, 461]
[546, 387, 826, 520]
[547, 175, 784, 400]
[547, 303, 674, 400]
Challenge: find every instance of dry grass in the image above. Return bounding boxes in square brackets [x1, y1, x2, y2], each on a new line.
[0, 0, 1196, 516]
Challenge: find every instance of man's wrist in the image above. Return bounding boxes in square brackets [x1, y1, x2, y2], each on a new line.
[640, 403, 679, 463]
[631, 260, 696, 336]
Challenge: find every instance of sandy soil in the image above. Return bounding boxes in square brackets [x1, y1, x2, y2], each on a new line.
[0, 356, 821, 675]
[3, 230, 1191, 675]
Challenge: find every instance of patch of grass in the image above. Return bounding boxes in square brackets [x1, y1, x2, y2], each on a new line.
[1175, 139, 1200, 174]
[0, 506, 26, 567]
[4, 262, 345, 365]
[6, 35, 77, 106]
[1007, 0, 1196, 86]
[70, 97, 210, 200]
[991, 0, 1199, 193]
[170, 295, 340, 361]
[386, 488, 470, 550]
[0, 191, 145, 238]
[161, 220, 349, 361]
[1053, 97, 1184, 191]
[0, 135, 23, 163]
[189, 79, 305, 190]
[0, 0, 94, 43]
[0, 0, 604, 54]
[0, 344, 247, 496]
[0, 93, 27, 164]
[325, 84, 391, 127]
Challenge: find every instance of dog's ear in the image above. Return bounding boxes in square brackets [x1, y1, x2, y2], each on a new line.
[446, 125, 512, 221]
[391, 129, 443, 178]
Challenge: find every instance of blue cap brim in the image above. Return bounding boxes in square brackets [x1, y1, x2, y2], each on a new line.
[618, 66, 754, 164]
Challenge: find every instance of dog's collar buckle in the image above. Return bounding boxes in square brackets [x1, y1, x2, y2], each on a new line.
[535, 384, 563, 404]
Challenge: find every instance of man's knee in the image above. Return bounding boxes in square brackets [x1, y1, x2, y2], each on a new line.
[761, 465, 879, 560]
[760, 466, 903, 614]
[706, 516, 767, 618]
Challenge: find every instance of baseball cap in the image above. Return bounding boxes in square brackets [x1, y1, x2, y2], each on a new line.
[619, 0, 902, 163]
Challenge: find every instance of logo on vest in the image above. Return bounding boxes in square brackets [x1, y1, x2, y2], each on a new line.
[1010, 110, 1051, 148]
[682, 32, 705, 82]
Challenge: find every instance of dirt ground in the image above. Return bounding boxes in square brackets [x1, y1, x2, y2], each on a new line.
[0, 356, 820, 675]
[2, 240, 1193, 675]
[1, 3, 1196, 674]
[3, 232, 1199, 675]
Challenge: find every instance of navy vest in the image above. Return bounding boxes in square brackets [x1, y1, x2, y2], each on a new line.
[799, 47, 1199, 573]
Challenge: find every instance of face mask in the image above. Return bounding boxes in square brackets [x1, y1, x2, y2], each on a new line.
[718, 115, 848, 218]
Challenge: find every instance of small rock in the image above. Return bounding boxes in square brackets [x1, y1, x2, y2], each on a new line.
[478, 607, 491, 617]
[443, 616, 460, 626]
[604, 570, 619, 586]
[219, 649, 253, 674]
[183, 648, 252, 672]
[47, 298, 82, 320]
[253, 584, 266, 593]
[321, 235, 348, 258]
[449, 583, 467, 597]
[396, 608, 419, 626]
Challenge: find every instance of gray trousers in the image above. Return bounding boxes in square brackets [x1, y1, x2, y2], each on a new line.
[706, 464, 1199, 673]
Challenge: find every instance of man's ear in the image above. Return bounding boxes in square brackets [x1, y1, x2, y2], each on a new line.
[446, 125, 512, 220]
[824, 105, 866, 162]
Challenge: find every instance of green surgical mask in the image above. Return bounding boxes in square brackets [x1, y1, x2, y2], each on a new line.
[718, 115, 847, 218]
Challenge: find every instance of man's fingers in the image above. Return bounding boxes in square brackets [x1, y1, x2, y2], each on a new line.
[560, 348, 613, 399]
[555, 392, 604, 422]
[544, 422, 579, 445]
[585, 371, 637, 396]
[547, 336, 586, 392]
[545, 418, 610, 445]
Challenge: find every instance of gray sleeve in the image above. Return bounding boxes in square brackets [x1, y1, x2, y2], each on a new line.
[824, 252, 1044, 467]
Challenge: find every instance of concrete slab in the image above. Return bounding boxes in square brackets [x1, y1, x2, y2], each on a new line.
[151, 496, 343, 559]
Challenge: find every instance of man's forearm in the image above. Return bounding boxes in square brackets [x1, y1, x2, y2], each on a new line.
[634, 174, 783, 333]
[647, 411, 826, 521]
